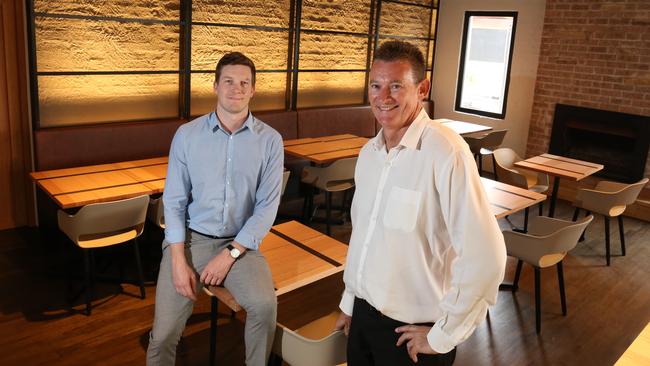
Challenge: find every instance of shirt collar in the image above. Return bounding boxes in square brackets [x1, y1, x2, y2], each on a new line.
[208, 111, 260, 135]
[372, 108, 430, 151]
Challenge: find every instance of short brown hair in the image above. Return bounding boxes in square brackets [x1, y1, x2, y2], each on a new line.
[374, 40, 426, 83]
[215, 52, 256, 86]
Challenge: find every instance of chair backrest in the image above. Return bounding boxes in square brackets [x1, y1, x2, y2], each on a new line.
[492, 148, 529, 188]
[58, 195, 150, 244]
[147, 196, 165, 229]
[273, 312, 347, 366]
[465, 130, 508, 153]
[603, 177, 649, 206]
[281, 170, 291, 197]
[504, 216, 593, 267]
[303, 157, 357, 191]
[578, 177, 648, 216]
[493, 147, 521, 169]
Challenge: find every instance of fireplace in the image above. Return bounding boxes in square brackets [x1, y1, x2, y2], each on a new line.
[548, 104, 650, 183]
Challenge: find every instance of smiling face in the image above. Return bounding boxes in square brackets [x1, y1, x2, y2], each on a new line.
[213, 64, 255, 115]
[368, 60, 430, 133]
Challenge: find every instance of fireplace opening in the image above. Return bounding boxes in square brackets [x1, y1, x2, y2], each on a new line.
[549, 104, 649, 183]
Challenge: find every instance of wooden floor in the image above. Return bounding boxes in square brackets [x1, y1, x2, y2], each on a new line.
[0, 196, 648, 365]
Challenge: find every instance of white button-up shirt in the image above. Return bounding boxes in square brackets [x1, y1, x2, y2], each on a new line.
[340, 109, 507, 353]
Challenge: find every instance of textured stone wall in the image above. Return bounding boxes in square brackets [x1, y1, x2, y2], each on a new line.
[527, 0, 650, 178]
[33, 0, 438, 125]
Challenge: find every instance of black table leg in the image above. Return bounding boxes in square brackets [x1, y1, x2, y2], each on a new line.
[548, 176, 560, 217]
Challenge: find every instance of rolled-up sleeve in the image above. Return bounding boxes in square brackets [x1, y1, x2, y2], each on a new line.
[234, 133, 284, 250]
[427, 147, 507, 353]
[163, 127, 191, 245]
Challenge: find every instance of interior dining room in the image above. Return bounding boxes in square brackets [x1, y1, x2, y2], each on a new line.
[0, 0, 648, 365]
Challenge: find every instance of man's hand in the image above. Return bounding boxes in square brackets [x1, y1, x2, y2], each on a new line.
[334, 312, 352, 336]
[170, 244, 197, 301]
[200, 246, 237, 286]
[395, 325, 438, 363]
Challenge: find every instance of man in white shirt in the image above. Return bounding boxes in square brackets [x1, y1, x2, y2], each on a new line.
[335, 40, 507, 365]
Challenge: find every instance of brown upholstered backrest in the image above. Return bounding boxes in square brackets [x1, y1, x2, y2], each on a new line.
[255, 110, 298, 140]
[297, 105, 376, 138]
[34, 119, 186, 171]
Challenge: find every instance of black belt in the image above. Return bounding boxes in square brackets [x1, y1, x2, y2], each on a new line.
[188, 228, 235, 240]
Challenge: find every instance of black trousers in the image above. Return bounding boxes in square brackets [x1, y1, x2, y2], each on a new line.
[348, 298, 456, 366]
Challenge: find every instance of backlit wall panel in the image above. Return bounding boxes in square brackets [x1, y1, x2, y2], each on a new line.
[31, 0, 439, 127]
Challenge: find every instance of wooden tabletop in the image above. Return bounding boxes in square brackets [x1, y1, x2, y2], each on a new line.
[210, 220, 348, 297]
[482, 177, 547, 219]
[514, 153, 604, 181]
[615, 322, 650, 366]
[30, 157, 168, 209]
[283, 134, 369, 164]
[437, 118, 493, 135]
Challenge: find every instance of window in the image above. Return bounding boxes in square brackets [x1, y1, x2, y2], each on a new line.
[27, 0, 440, 128]
[455, 12, 517, 119]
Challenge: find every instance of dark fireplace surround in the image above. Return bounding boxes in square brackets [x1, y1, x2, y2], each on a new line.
[549, 104, 650, 183]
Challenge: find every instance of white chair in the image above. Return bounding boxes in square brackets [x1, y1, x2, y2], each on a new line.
[572, 177, 648, 266]
[57, 195, 149, 315]
[464, 130, 507, 179]
[503, 215, 593, 333]
[282, 170, 290, 197]
[271, 311, 347, 366]
[147, 197, 165, 229]
[301, 158, 357, 235]
[494, 148, 549, 217]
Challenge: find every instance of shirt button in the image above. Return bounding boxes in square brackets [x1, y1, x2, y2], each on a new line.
[225, 203, 229, 207]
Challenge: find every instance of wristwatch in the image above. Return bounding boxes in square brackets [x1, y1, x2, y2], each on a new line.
[226, 244, 242, 260]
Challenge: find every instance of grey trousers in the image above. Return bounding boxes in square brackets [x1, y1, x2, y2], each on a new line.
[146, 231, 277, 366]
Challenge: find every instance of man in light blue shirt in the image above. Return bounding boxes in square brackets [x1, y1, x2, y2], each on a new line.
[147, 52, 284, 366]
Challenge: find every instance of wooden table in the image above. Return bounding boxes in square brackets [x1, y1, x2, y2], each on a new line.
[514, 153, 604, 217]
[283, 134, 369, 164]
[30, 157, 168, 209]
[437, 118, 493, 135]
[615, 322, 650, 366]
[482, 177, 547, 222]
[207, 220, 347, 300]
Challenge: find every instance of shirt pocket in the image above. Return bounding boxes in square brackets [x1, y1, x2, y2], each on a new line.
[382, 186, 422, 232]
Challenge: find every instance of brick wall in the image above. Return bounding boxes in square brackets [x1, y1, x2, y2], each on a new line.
[527, 0, 650, 179]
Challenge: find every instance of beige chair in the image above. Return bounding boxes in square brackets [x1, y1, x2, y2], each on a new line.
[282, 170, 291, 197]
[494, 148, 549, 217]
[147, 197, 165, 229]
[464, 130, 507, 179]
[302, 157, 357, 235]
[503, 215, 593, 333]
[572, 177, 648, 266]
[57, 194, 149, 315]
[270, 311, 347, 366]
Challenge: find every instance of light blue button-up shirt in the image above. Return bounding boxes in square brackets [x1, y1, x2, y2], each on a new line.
[162, 111, 284, 250]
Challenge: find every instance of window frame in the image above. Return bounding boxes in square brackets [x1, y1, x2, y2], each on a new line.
[454, 11, 517, 120]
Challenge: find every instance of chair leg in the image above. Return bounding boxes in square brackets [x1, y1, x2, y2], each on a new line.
[512, 259, 523, 292]
[210, 296, 218, 365]
[572, 207, 580, 221]
[523, 207, 529, 233]
[492, 155, 498, 181]
[580, 210, 591, 242]
[534, 267, 541, 334]
[133, 238, 146, 299]
[557, 261, 567, 316]
[618, 215, 626, 256]
[325, 191, 332, 236]
[83, 249, 92, 316]
[604, 216, 611, 266]
[538, 202, 544, 216]
[478, 154, 483, 176]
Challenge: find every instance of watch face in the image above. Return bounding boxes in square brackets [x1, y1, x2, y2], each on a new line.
[230, 247, 241, 259]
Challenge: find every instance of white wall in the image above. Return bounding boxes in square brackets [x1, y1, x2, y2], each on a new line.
[432, 0, 546, 158]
